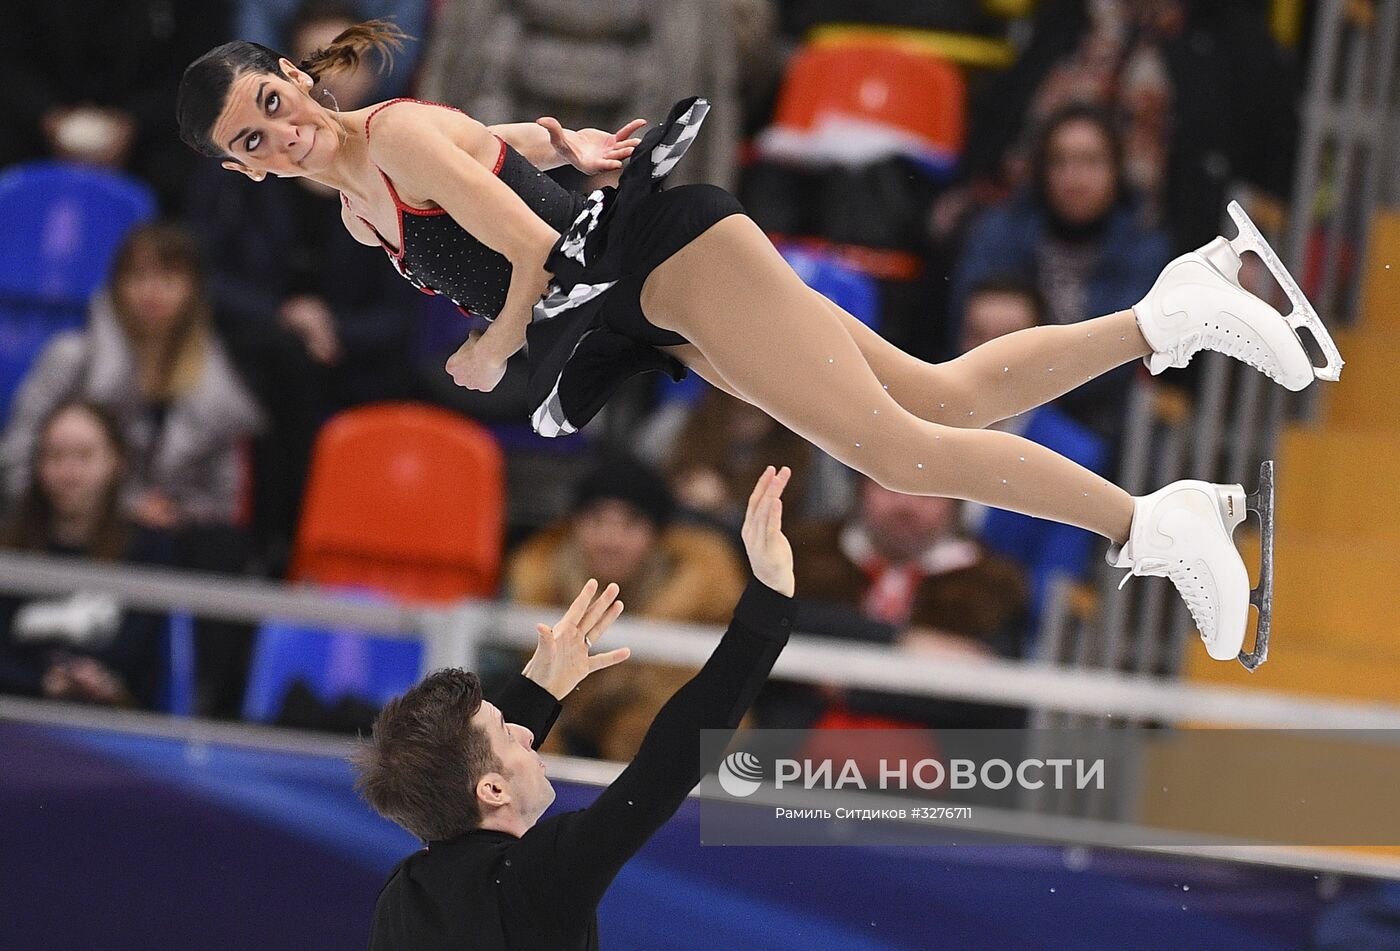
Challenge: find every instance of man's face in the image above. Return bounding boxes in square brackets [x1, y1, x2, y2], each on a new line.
[472, 701, 555, 825]
[860, 481, 956, 563]
[573, 500, 658, 586]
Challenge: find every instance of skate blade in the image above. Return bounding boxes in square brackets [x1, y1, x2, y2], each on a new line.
[1226, 201, 1345, 383]
[1238, 460, 1275, 671]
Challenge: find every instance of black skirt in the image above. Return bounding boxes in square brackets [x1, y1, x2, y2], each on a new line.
[526, 97, 744, 437]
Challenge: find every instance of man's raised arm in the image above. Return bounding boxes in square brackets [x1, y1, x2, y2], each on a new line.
[497, 580, 632, 750]
[512, 467, 797, 917]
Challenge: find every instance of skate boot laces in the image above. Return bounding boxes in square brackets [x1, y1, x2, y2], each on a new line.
[1118, 556, 1218, 637]
[1158, 311, 1290, 387]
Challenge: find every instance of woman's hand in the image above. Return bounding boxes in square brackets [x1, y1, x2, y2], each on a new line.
[522, 579, 631, 700]
[446, 331, 508, 392]
[537, 117, 646, 174]
[280, 295, 342, 365]
[741, 466, 795, 597]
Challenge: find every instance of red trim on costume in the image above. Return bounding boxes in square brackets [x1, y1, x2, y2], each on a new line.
[491, 135, 507, 175]
[355, 98, 508, 259]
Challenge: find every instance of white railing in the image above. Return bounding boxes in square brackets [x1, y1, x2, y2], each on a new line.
[3, 550, 1400, 730]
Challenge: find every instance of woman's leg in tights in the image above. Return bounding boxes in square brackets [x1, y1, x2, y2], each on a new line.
[814, 294, 1151, 429]
[661, 305, 1148, 431]
[660, 342, 747, 402]
[643, 215, 1135, 543]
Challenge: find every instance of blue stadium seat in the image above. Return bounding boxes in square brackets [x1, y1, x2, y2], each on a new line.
[779, 244, 882, 331]
[0, 161, 156, 302]
[163, 611, 197, 717]
[242, 593, 422, 723]
[0, 300, 87, 421]
[0, 162, 155, 418]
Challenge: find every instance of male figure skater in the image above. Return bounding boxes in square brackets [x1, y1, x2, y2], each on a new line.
[354, 466, 796, 949]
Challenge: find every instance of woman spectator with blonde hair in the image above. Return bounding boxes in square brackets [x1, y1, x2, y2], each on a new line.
[1, 221, 263, 531]
[0, 222, 264, 717]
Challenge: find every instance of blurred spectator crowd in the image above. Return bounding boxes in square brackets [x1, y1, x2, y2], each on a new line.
[0, 0, 1301, 750]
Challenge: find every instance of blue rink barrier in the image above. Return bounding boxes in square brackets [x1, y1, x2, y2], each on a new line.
[0, 718, 1361, 950]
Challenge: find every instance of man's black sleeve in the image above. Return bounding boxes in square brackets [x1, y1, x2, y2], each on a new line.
[507, 577, 794, 924]
[491, 674, 562, 751]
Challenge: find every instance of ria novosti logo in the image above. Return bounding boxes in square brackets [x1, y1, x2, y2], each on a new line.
[716, 751, 1106, 797]
[717, 751, 764, 798]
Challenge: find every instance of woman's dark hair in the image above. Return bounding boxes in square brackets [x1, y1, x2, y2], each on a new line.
[1029, 102, 1126, 204]
[177, 18, 406, 158]
[0, 401, 129, 560]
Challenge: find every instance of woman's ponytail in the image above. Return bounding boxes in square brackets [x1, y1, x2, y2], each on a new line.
[298, 18, 407, 83]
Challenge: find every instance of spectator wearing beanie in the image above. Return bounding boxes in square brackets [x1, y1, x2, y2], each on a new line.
[505, 454, 747, 760]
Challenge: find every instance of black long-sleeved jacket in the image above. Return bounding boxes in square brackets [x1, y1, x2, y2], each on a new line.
[367, 577, 794, 950]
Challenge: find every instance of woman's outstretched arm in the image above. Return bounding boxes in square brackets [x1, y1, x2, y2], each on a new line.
[488, 117, 645, 174]
[484, 123, 568, 168]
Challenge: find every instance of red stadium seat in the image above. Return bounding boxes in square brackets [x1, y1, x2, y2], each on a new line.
[759, 40, 967, 173]
[290, 403, 505, 602]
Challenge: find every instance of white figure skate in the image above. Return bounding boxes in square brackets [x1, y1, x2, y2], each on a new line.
[1108, 461, 1275, 669]
[1133, 202, 1344, 391]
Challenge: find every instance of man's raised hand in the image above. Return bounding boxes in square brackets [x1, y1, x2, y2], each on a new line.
[741, 466, 795, 597]
[522, 579, 630, 700]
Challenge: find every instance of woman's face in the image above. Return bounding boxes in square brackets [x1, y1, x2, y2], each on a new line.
[38, 408, 122, 523]
[116, 254, 195, 340]
[1044, 118, 1118, 225]
[210, 61, 340, 180]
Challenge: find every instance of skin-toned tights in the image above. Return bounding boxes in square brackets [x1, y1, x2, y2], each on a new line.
[649, 216, 1147, 543]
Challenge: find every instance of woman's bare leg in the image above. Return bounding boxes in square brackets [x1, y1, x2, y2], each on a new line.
[642, 216, 1134, 542]
[814, 295, 1150, 428]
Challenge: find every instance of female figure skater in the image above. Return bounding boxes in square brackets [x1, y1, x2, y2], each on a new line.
[177, 22, 1334, 665]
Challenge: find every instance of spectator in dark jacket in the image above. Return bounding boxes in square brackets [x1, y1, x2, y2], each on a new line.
[0, 401, 171, 709]
[950, 104, 1171, 442]
[957, 0, 1298, 254]
[1, 224, 265, 719]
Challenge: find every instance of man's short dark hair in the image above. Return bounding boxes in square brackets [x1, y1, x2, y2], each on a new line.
[966, 275, 1048, 327]
[351, 669, 500, 841]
